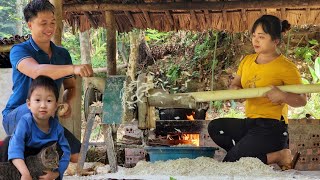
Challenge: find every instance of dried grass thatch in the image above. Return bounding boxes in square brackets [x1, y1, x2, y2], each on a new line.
[63, 0, 320, 32]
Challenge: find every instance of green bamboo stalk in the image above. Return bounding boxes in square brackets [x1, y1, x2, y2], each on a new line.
[185, 84, 320, 102]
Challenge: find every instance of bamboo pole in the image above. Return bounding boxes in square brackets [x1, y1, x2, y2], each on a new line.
[148, 89, 197, 109]
[64, 1, 320, 12]
[148, 84, 320, 108]
[186, 84, 320, 102]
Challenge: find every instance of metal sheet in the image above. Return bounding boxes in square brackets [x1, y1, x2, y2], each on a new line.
[102, 75, 126, 124]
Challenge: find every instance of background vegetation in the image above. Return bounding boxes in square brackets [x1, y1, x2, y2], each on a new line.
[1, 0, 319, 119]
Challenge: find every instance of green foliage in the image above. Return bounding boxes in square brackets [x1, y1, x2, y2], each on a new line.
[0, 1, 17, 37]
[145, 29, 170, 42]
[307, 57, 320, 83]
[289, 93, 320, 119]
[166, 63, 181, 84]
[62, 28, 107, 68]
[222, 108, 245, 118]
[170, 177, 177, 180]
[294, 39, 318, 63]
[192, 32, 217, 66]
[90, 28, 107, 68]
[62, 31, 81, 64]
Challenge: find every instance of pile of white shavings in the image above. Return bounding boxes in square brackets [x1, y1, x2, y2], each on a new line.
[125, 157, 281, 177]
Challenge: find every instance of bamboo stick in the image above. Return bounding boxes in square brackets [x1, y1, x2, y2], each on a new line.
[148, 84, 320, 108]
[186, 84, 320, 102]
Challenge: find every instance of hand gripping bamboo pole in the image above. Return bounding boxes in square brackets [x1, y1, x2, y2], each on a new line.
[186, 84, 320, 102]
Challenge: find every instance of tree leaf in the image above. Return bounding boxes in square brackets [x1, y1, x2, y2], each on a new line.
[308, 65, 318, 83]
[315, 57, 320, 79]
[309, 39, 319, 46]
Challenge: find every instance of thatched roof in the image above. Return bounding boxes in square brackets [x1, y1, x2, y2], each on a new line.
[63, 0, 320, 32]
[0, 35, 30, 68]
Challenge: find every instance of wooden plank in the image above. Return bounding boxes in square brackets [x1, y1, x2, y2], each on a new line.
[137, 73, 148, 129]
[76, 106, 102, 175]
[64, 1, 320, 12]
[102, 124, 118, 173]
[124, 11, 136, 27]
[146, 74, 156, 129]
[105, 11, 117, 75]
[59, 76, 82, 139]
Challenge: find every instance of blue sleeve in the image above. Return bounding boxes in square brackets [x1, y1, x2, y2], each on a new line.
[10, 44, 32, 69]
[56, 123, 71, 178]
[8, 116, 30, 160]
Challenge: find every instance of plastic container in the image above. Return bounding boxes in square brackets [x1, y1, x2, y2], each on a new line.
[145, 146, 218, 162]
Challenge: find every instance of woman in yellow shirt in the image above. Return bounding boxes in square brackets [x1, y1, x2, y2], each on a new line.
[208, 15, 307, 169]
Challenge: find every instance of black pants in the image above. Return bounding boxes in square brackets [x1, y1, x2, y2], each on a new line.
[207, 118, 288, 164]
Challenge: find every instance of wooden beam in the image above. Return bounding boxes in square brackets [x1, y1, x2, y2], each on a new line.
[84, 12, 98, 28]
[105, 11, 117, 75]
[76, 0, 98, 28]
[49, 0, 63, 45]
[124, 11, 135, 27]
[142, 11, 153, 28]
[64, 1, 320, 12]
[164, 10, 174, 25]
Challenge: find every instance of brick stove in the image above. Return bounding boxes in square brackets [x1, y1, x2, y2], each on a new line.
[288, 118, 320, 170]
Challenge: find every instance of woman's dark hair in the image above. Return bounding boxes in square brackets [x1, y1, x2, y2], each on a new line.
[27, 75, 59, 101]
[23, 0, 55, 22]
[251, 15, 291, 40]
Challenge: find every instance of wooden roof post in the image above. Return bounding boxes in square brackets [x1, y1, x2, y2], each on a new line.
[105, 11, 117, 75]
[49, 0, 63, 45]
[50, 0, 81, 139]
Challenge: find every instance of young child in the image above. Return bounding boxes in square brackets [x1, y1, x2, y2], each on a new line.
[8, 75, 70, 180]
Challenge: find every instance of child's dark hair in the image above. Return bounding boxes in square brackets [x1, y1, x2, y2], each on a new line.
[251, 15, 291, 40]
[23, 0, 55, 22]
[27, 75, 59, 101]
